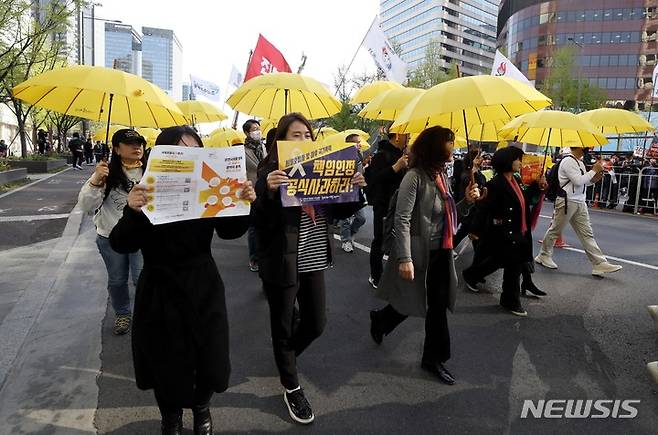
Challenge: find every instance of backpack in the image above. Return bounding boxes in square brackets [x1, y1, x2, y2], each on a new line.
[545, 155, 578, 202]
[381, 188, 399, 255]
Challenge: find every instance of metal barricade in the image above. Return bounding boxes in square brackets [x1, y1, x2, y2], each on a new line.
[585, 167, 658, 215]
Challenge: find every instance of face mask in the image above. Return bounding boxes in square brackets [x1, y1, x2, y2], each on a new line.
[249, 130, 262, 141]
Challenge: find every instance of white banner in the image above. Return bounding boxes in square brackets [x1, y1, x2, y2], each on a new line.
[190, 74, 221, 101]
[363, 17, 408, 84]
[228, 65, 244, 89]
[491, 50, 532, 86]
[652, 64, 658, 97]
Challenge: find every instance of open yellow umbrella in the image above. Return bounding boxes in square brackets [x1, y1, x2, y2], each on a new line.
[93, 124, 127, 142]
[176, 100, 228, 124]
[455, 119, 507, 143]
[259, 119, 278, 135]
[410, 133, 467, 148]
[390, 76, 551, 142]
[206, 129, 246, 148]
[226, 72, 341, 120]
[322, 130, 371, 152]
[577, 108, 654, 135]
[209, 126, 235, 136]
[499, 110, 607, 174]
[358, 87, 424, 121]
[138, 127, 161, 148]
[350, 80, 403, 105]
[313, 127, 339, 141]
[12, 65, 186, 144]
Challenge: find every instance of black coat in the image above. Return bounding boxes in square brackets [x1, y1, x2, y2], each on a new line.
[364, 140, 405, 210]
[471, 174, 539, 264]
[109, 207, 248, 406]
[253, 162, 365, 287]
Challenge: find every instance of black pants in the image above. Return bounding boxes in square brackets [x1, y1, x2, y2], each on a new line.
[464, 250, 522, 308]
[369, 206, 386, 282]
[375, 249, 451, 363]
[264, 271, 326, 390]
[154, 385, 213, 416]
[73, 151, 84, 167]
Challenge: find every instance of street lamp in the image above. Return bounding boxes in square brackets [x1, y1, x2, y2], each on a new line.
[568, 37, 583, 112]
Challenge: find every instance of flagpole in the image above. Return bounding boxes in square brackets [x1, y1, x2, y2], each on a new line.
[335, 16, 377, 97]
[231, 49, 253, 129]
[641, 84, 656, 165]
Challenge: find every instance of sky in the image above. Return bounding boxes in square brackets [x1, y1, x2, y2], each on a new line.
[96, 0, 381, 132]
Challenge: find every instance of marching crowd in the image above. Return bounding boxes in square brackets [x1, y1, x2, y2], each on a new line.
[76, 114, 625, 434]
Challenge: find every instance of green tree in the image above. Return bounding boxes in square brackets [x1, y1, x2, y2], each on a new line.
[540, 46, 608, 112]
[406, 39, 458, 89]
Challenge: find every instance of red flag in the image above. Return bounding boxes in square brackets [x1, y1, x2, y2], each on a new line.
[244, 34, 291, 81]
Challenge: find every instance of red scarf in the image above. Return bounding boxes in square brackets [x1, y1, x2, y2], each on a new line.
[434, 172, 458, 249]
[302, 205, 316, 224]
[507, 177, 527, 235]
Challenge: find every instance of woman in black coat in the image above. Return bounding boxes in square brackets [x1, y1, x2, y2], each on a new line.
[253, 112, 365, 425]
[463, 146, 542, 317]
[109, 126, 256, 435]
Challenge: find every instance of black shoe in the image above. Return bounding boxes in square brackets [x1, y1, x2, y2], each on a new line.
[500, 300, 528, 317]
[421, 361, 456, 385]
[284, 388, 314, 424]
[462, 271, 479, 293]
[521, 281, 547, 297]
[160, 410, 183, 435]
[369, 310, 383, 345]
[192, 405, 212, 435]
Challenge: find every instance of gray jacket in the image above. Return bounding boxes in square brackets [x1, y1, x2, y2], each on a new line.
[375, 168, 471, 317]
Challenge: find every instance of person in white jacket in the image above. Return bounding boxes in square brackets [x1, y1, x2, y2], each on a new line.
[77, 129, 146, 335]
[535, 147, 622, 277]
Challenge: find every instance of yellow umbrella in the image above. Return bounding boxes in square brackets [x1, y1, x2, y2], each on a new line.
[206, 129, 246, 148]
[209, 126, 235, 136]
[342, 129, 370, 141]
[358, 87, 424, 121]
[350, 80, 403, 105]
[390, 76, 551, 139]
[259, 119, 278, 135]
[176, 100, 228, 124]
[137, 127, 161, 148]
[313, 127, 339, 141]
[410, 133, 467, 148]
[577, 108, 655, 135]
[12, 65, 186, 144]
[93, 124, 127, 142]
[226, 72, 341, 120]
[455, 119, 507, 142]
[322, 130, 370, 152]
[499, 111, 607, 147]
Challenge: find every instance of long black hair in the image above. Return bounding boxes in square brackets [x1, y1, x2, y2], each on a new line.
[155, 125, 203, 147]
[258, 113, 314, 171]
[104, 144, 147, 200]
[409, 126, 455, 176]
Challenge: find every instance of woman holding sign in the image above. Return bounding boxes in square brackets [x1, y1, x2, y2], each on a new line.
[369, 126, 479, 386]
[253, 112, 366, 425]
[109, 126, 256, 435]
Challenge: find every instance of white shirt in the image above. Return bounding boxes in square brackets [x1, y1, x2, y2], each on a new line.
[558, 154, 596, 203]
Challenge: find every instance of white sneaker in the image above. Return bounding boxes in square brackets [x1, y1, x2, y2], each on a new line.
[535, 254, 558, 269]
[368, 276, 378, 289]
[591, 262, 622, 277]
[341, 241, 354, 253]
[647, 305, 658, 328]
[647, 361, 658, 386]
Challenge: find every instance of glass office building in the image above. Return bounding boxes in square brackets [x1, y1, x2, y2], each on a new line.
[380, 0, 499, 76]
[104, 23, 142, 75]
[498, 0, 658, 103]
[142, 27, 183, 100]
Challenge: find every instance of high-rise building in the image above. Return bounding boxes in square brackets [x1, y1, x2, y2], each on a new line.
[182, 83, 195, 101]
[104, 23, 142, 75]
[142, 27, 183, 100]
[380, 0, 499, 76]
[497, 0, 658, 104]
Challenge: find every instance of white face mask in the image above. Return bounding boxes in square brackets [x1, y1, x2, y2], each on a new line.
[249, 130, 262, 141]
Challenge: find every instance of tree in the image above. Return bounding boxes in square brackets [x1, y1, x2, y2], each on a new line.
[406, 39, 458, 89]
[324, 65, 381, 135]
[48, 111, 84, 152]
[0, 1, 86, 157]
[540, 46, 607, 112]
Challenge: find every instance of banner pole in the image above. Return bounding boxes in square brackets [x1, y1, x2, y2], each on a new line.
[336, 16, 376, 97]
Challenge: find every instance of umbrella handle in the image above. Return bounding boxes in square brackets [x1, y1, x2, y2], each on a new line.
[104, 93, 114, 151]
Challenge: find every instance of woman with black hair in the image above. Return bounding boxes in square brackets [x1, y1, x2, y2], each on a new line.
[463, 146, 544, 317]
[253, 112, 366, 425]
[370, 126, 479, 386]
[78, 128, 146, 336]
[109, 126, 256, 435]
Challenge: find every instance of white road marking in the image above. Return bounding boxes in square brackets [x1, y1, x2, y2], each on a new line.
[0, 167, 72, 200]
[0, 213, 70, 222]
[37, 206, 58, 212]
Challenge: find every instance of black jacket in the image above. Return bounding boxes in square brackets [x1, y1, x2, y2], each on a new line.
[253, 161, 365, 286]
[471, 174, 540, 263]
[109, 207, 248, 406]
[364, 140, 405, 209]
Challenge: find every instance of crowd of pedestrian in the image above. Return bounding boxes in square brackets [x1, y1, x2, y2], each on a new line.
[77, 117, 631, 434]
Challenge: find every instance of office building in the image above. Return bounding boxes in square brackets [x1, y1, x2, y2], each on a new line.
[380, 0, 499, 76]
[142, 27, 183, 100]
[104, 23, 142, 75]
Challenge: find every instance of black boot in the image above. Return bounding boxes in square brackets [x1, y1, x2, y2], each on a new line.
[193, 405, 213, 435]
[521, 280, 547, 297]
[369, 310, 383, 345]
[160, 409, 183, 435]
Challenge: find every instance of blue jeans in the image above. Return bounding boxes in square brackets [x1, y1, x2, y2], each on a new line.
[339, 208, 366, 243]
[248, 225, 258, 262]
[96, 235, 143, 316]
